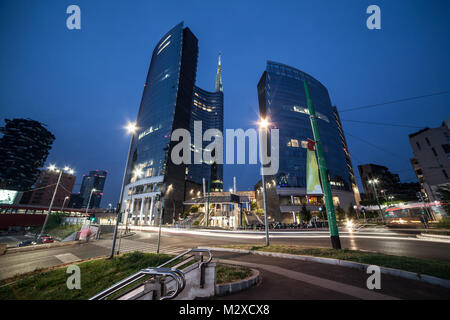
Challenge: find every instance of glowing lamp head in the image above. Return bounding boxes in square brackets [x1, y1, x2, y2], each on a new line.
[258, 118, 270, 129]
[126, 122, 137, 134]
[48, 164, 57, 171]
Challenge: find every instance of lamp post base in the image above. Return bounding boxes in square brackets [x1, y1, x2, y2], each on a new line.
[330, 235, 342, 250]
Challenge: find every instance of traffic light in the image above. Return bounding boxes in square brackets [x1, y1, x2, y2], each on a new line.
[155, 194, 161, 201]
[88, 213, 96, 222]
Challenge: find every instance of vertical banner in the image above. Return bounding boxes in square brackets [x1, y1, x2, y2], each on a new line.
[306, 149, 323, 194]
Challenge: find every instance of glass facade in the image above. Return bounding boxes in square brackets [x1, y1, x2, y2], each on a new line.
[188, 86, 224, 191]
[257, 61, 351, 191]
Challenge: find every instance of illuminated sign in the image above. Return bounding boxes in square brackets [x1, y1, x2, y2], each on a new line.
[0, 189, 18, 204]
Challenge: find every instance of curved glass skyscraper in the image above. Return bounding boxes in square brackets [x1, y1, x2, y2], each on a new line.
[188, 54, 224, 192]
[120, 23, 224, 225]
[256, 61, 357, 221]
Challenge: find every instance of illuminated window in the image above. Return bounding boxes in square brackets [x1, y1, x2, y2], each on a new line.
[287, 139, 299, 147]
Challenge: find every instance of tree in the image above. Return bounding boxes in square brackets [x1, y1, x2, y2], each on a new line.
[250, 201, 258, 211]
[437, 185, 450, 215]
[301, 204, 311, 222]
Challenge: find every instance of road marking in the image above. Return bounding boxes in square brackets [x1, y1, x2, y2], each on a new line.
[217, 259, 399, 300]
[55, 253, 81, 264]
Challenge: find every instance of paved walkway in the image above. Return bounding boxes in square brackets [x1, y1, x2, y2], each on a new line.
[213, 251, 450, 300]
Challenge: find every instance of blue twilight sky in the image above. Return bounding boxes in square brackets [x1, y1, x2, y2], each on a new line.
[1, 0, 450, 207]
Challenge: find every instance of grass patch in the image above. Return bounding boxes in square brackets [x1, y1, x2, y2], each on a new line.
[216, 264, 252, 284]
[47, 224, 82, 240]
[221, 244, 450, 280]
[435, 217, 450, 229]
[0, 251, 173, 300]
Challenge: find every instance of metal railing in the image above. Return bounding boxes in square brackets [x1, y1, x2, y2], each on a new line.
[89, 248, 212, 300]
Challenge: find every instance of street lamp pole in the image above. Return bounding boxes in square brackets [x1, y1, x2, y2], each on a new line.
[39, 165, 74, 238]
[86, 188, 96, 224]
[258, 118, 270, 247]
[369, 179, 385, 223]
[61, 196, 69, 212]
[109, 122, 137, 259]
[304, 80, 341, 249]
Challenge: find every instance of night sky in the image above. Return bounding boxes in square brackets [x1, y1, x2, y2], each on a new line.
[1, 0, 450, 207]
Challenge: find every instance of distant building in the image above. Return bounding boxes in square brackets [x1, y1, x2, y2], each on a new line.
[255, 61, 358, 223]
[358, 164, 400, 201]
[409, 119, 450, 201]
[68, 193, 84, 209]
[79, 170, 107, 208]
[20, 169, 75, 208]
[0, 119, 55, 191]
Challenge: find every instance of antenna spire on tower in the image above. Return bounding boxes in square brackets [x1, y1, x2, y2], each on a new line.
[215, 52, 223, 92]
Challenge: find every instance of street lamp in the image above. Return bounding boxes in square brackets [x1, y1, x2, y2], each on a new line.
[39, 165, 74, 238]
[61, 196, 69, 212]
[258, 116, 270, 247]
[157, 184, 172, 253]
[368, 178, 385, 223]
[86, 188, 97, 217]
[109, 121, 137, 259]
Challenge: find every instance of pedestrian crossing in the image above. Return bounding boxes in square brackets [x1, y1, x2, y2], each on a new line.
[93, 238, 186, 256]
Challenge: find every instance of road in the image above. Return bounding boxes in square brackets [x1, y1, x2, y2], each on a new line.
[1, 226, 450, 281]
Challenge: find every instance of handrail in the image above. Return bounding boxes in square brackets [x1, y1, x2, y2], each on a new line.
[89, 267, 184, 300]
[158, 248, 212, 268]
[89, 248, 212, 300]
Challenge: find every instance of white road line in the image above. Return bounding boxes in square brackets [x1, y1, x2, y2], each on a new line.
[55, 253, 81, 264]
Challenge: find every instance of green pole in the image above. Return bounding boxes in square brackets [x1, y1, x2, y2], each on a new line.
[371, 183, 385, 223]
[304, 80, 341, 249]
[206, 180, 210, 227]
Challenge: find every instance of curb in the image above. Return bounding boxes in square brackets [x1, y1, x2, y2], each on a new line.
[215, 267, 260, 296]
[201, 247, 450, 290]
[5, 240, 80, 254]
[416, 233, 450, 243]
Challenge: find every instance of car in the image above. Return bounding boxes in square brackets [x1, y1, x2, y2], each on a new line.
[17, 240, 33, 247]
[41, 236, 54, 243]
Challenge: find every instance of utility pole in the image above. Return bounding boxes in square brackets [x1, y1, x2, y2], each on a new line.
[304, 80, 341, 249]
[39, 168, 63, 238]
[369, 179, 385, 223]
[206, 180, 210, 227]
[258, 119, 270, 246]
[109, 122, 136, 259]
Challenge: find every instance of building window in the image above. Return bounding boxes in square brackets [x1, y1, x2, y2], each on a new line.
[287, 139, 299, 148]
[416, 142, 421, 150]
[443, 169, 449, 179]
[432, 147, 438, 157]
[442, 144, 450, 154]
[425, 137, 431, 146]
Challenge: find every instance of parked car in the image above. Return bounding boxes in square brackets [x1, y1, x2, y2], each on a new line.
[17, 240, 33, 247]
[41, 236, 54, 243]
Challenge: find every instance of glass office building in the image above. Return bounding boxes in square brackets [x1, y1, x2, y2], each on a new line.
[121, 22, 198, 225]
[120, 23, 224, 225]
[256, 61, 357, 221]
[187, 54, 224, 192]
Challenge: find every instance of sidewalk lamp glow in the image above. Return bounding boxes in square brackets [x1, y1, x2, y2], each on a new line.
[258, 118, 270, 129]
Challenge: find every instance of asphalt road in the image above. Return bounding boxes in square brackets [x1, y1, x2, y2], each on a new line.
[1, 226, 450, 281]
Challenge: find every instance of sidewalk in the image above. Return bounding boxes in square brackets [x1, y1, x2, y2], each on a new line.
[212, 251, 450, 300]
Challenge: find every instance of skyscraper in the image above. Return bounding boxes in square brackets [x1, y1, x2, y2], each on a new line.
[188, 54, 224, 192]
[256, 61, 357, 222]
[0, 119, 55, 191]
[120, 22, 199, 226]
[79, 170, 107, 208]
[121, 23, 224, 225]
